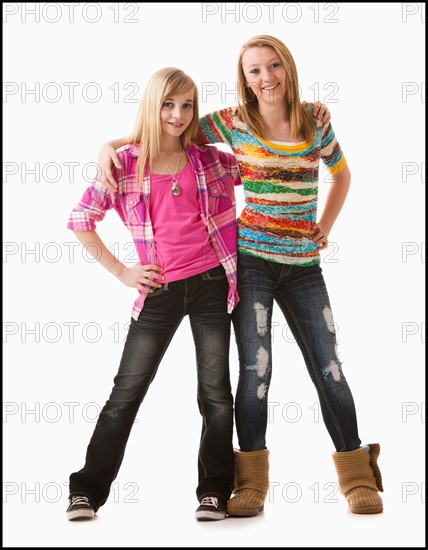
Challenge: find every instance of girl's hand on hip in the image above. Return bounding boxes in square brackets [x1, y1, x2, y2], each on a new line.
[117, 264, 165, 292]
[313, 223, 330, 251]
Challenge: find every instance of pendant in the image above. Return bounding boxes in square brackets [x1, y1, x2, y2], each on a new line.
[171, 177, 181, 196]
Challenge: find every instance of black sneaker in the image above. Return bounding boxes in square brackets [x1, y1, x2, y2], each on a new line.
[66, 495, 95, 521]
[195, 496, 226, 521]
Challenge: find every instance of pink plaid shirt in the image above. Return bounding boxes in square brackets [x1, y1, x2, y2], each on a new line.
[67, 144, 241, 320]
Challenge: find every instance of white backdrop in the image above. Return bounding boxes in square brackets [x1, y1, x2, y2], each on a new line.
[3, 2, 425, 547]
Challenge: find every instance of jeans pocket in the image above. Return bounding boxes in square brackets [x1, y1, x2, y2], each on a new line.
[204, 265, 226, 281]
[146, 283, 169, 298]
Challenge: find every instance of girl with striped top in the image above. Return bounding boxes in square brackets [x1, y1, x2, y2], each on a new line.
[97, 36, 383, 517]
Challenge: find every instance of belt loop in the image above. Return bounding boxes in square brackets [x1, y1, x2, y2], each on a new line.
[164, 282, 169, 291]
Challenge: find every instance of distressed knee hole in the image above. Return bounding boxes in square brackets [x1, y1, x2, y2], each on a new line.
[245, 346, 269, 379]
[253, 302, 268, 337]
[323, 359, 342, 381]
[322, 305, 335, 333]
[257, 383, 267, 400]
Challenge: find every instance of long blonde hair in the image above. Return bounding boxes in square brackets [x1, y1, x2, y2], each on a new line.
[237, 35, 316, 143]
[129, 67, 200, 184]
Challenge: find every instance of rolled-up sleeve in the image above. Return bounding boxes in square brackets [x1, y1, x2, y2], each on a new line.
[67, 179, 118, 231]
[219, 150, 242, 188]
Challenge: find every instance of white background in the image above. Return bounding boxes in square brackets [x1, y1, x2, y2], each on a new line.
[3, 2, 425, 547]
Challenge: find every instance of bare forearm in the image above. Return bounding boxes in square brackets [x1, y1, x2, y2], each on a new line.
[105, 136, 132, 149]
[72, 230, 165, 290]
[319, 165, 351, 235]
[73, 230, 125, 278]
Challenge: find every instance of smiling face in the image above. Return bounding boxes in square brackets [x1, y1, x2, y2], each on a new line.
[241, 46, 287, 105]
[160, 91, 195, 138]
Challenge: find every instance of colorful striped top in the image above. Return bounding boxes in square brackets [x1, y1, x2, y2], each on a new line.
[197, 107, 347, 266]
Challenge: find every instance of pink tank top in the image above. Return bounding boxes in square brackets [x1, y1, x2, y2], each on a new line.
[149, 162, 220, 283]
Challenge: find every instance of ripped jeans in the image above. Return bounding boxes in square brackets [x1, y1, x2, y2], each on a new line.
[233, 253, 361, 452]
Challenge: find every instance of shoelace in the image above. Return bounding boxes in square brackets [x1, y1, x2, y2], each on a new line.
[70, 496, 91, 507]
[200, 496, 219, 508]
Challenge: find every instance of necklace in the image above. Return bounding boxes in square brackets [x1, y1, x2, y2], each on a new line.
[158, 145, 182, 196]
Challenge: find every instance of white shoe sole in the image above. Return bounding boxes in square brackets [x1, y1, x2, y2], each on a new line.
[195, 511, 225, 521]
[67, 509, 95, 521]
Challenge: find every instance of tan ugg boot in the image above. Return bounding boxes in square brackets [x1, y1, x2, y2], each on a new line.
[332, 443, 384, 514]
[226, 449, 269, 517]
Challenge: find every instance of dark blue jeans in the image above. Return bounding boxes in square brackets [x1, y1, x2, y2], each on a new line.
[69, 265, 234, 511]
[233, 253, 361, 453]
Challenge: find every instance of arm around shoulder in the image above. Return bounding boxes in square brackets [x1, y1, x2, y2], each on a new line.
[98, 136, 132, 190]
